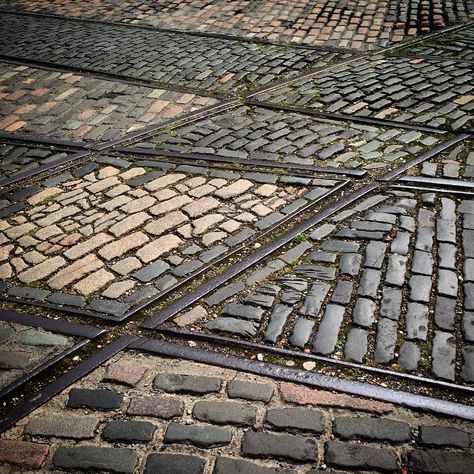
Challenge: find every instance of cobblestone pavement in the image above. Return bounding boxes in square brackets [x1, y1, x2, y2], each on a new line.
[131, 106, 443, 171]
[404, 139, 474, 181]
[0, 155, 342, 319]
[0, 64, 218, 141]
[0, 320, 75, 392]
[392, 23, 474, 62]
[1, 352, 474, 473]
[2, 2, 474, 473]
[2, 0, 474, 49]
[254, 56, 474, 131]
[0, 13, 353, 95]
[0, 143, 72, 183]
[161, 186, 474, 385]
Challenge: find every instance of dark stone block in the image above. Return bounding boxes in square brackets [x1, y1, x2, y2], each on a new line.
[242, 431, 317, 462]
[145, 453, 205, 474]
[153, 373, 221, 394]
[102, 420, 155, 443]
[53, 446, 137, 473]
[67, 388, 123, 410]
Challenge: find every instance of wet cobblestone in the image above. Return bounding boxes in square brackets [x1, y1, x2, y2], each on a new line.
[2, 0, 473, 49]
[0, 319, 76, 393]
[393, 24, 474, 62]
[131, 105, 442, 171]
[0, 143, 71, 183]
[166, 188, 474, 385]
[0, 63, 218, 141]
[1, 2, 474, 472]
[0, 13, 352, 95]
[405, 139, 474, 182]
[0, 155, 342, 318]
[255, 56, 474, 131]
[2, 352, 473, 473]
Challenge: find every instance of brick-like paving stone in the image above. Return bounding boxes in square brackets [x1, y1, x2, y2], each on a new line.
[1, 0, 473, 49]
[0, 142, 72, 183]
[393, 23, 474, 62]
[404, 139, 474, 182]
[1, 352, 473, 473]
[131, 105, 442, 171]
[0, 154, 342, 318]
[255, 56, 474, 131]
[0, 319, 75, 392]
[164, 188, 474, 385]
[0, 63, 218, 141]
[1, 3, 474, 474]
[0, 13, 352, 95]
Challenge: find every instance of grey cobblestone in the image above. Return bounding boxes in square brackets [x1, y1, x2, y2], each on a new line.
[153, 373, 221, 394]
[265, 408, 325, 433]
[164, 423, 232, 447]
[334, 417, 411, 442]
[132, 106, 442, 171]
[145, 453, 205, 474]
[171, 190, 474, 385]
[0, 63, 217, 141]
[227, 380, 274, 402]
[53, 446, 137, 473]
[257, 57, 474, 131]
[3, 0, 473, 50]
[0, 13, 351, 95]
[193, 400, 257, 425]
[242, 431, 318, 462]
[325, 441, 399, 471]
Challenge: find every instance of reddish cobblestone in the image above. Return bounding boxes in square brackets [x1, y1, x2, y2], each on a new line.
[103, 361, 147, 386]
[0, 63, 218, 141]
[2, 0, 472, 49]
[0, 440, 49, 468]
[279, 383, 394, 413]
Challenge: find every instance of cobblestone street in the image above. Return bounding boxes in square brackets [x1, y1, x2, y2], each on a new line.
[0, 1, 474, 473]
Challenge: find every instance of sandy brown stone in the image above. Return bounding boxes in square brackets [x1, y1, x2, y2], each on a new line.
[137, 235, 182, 263]
[73, 268, 115, 295]
[99, 232, 149, 260]
[18, 256, 66, 284]
[279, 384, 393, 413]
[48, 254, 104, 289]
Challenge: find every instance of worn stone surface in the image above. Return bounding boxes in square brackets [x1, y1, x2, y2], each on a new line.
[0, 440, 49, 469]
[325, 441, 399, 471]
[132, 106, 441, 171]
[173, 190, 473, 385]
[258, 57, 474, 131]
[0, 63, 217, 141]
[419, 426, 471, 448]
[1, 7, 474, 474]
[164, 423, 232, 447]
[193, 400, 257, 426]
[145, 453, 205, 474]
[102, 420, 156, 443]
[3, 352, 474, 473]
[153, 373, 221, 394]
[334, 417, 411, 442]
[53, 446, 137, 473]
[0, 13, 352, 95]
[0, 156, 338, 317]
[0, 320, 75, 392]
[227, 380, 274, 403]
[265, 408, 325, 433]
[67, 388, 123, 410]
[242, 431, 318, 462]
[25, 415, 98, 439]
[3, 0, 472, 50]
